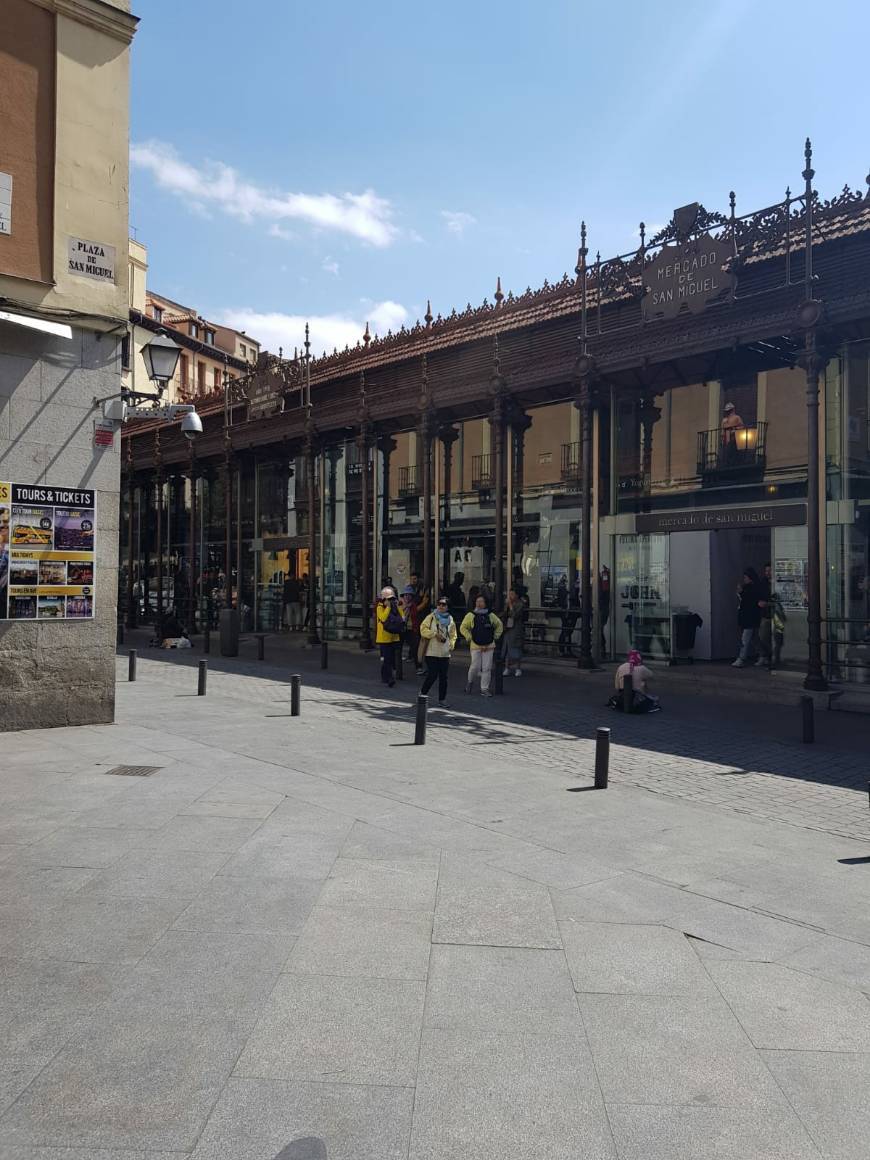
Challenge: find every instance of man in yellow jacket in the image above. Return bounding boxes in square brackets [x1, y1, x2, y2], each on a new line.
[460, 593, 504, 697]
[375, 586, 405, 687]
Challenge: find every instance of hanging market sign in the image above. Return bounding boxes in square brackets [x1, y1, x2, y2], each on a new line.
[0, 482, 96, 621]
[643, 232, 734, 322]
[635, 503, 806, 535]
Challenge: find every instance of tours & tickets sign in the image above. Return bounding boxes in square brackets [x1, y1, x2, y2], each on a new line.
[0, 483, 96, 621]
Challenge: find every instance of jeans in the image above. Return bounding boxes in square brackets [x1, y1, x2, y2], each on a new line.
[467, 646, 495, 692]
[407, 629, 421, 663]
[283, 601, 302, 630]
[380, 642, 397, 684]
[758, 618, 772, 659]
[421, 656, 449, 701]
[737, 627, 757, 661]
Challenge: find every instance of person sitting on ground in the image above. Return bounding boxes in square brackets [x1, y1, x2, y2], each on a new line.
[610, 648, 660, 713]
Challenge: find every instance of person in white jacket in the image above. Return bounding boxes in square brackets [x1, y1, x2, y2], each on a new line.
[419, 597, 458, 707]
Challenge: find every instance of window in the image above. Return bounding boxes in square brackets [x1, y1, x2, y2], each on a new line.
[190, 322, 199, 339]
[120, 333, 131, 370]
[152, 305, 163, 323]
[240, 343, 247, 358]
[197, 361, 206, 392]
[205, 329, 215, 346]
[213, 367, 221, 391]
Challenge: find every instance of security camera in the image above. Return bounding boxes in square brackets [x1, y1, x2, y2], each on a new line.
[180, 410, 203, 440]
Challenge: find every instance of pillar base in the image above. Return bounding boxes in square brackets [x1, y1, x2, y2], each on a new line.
[803, 672, 828, 692]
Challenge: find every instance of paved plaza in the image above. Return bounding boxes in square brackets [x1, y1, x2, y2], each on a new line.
[1, 643, 869, 1159]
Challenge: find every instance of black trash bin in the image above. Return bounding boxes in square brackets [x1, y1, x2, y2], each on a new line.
[670, 612, 702, 664]
[219, 608, 240, 657]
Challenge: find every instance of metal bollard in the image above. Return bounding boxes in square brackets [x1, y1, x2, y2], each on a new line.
[801, 694, 814, 743]
[198, 659, 207, 696]
[395, 647, 404, 681]
[623, 672, 634, 714]
[494, 660, 504, 695]
[257, 635, 265, 661]
[290, 674, 301, 717]
[128, 649, 137, 682]
[414, 693, 428, 745]
[203, 624, 210, 654]
[320, 639, 328, 669]
[594, 726, 610, 789]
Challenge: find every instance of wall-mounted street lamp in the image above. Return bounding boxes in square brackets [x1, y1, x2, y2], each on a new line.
[141, 329, 182, 392]
[100, 329, 202, 438]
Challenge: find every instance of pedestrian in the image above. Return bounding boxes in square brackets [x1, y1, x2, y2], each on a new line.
[610, 648, 660, 713]
[401, 585, 422, 673]
[460, 593, 503, 697]
[756, 562, 774, 667]
[300, 573, 310, 629]
[732, 566, 762, 667]
[282, 573, 302, 632]
[720, 401, 744, 466]
[771, 589, 787, 667]
[501, 587, 526, 677]
[376, 586, 405, 687]
[419, 595, 457, 706]
[558, 575, 579, 657]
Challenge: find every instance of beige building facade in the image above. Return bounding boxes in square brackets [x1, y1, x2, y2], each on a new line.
[0, 0, 137, 730]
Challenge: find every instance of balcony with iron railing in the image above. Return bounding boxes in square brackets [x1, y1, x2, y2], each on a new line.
[560, 442, 581, 481]
[398, 464, 420, 497]
[697, 422, 768, 477]
[471, 453, 493, 490]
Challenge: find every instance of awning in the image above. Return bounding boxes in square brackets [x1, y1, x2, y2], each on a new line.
[0, 309, 73, 340]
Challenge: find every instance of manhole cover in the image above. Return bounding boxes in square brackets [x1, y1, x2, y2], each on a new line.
[104, 765, 162, 777]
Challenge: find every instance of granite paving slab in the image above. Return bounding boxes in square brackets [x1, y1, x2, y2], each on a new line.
[286, 905, 432, 980]
[172, 875, 322, 934]
[433, 857, 561, 948]
[561, 921, 716, 996]
[761, 1049, 870, 1160]
[317, 858, 438, 912]
[606, 1103, 822, 1159]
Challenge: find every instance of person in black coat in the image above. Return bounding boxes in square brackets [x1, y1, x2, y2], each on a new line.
[732, 566, 762, 668]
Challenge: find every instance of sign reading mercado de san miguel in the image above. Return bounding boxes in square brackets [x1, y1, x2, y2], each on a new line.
[0, 483, 96, 621]
[642, 204, 735, 322]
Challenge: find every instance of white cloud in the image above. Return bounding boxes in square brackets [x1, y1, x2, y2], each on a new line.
[217, 300, 409, 358]
[269, 224, 295, 241]
[440, 210, 476, 237]
[131, 139, 398, 247]
[322, 256, 340, 277]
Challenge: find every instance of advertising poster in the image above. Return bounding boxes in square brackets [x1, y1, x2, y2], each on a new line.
[0, 483, 95, 621]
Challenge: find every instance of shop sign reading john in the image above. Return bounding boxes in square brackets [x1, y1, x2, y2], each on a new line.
[0, 482, 96, 622]
[643, 230, 734, 321]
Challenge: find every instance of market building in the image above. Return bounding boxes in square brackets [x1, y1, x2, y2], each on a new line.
[1, 0, 138, 730]
[120, 145, 870, 689]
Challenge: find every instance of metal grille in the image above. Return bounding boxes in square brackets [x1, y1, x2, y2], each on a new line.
[104, 765, 162, 777]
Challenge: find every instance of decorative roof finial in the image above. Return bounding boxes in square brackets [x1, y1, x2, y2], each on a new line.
[803, 137, 814, 184]
[303, 322, 310, 361]
[363, 321, 370, 346]
[575, 220, 587, 280]
[494, 276, 504, 307]
[424, 299, 433, 327]
[639, 221, 646, 248]
[278, 345, 283, 359]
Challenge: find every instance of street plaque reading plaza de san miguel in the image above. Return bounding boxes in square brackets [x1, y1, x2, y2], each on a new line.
[642, 204, 735, 322]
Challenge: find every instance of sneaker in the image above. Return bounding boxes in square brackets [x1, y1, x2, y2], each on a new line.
[514, 668, 522, 677]
[464, 683, 472, 694]
[481, 690, 493, 698]
[416, 667, 425, 676]
[731, 659, 745, 668]
[438, 700, 450, 709]
[502, 668, 509, 676]
[388, 680, 396, 688]
[754, 658, 767, 667]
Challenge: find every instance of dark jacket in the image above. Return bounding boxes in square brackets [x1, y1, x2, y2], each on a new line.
[738, 582, 762, 629]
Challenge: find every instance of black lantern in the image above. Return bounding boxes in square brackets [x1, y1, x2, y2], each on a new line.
[142, 330, 182, 387]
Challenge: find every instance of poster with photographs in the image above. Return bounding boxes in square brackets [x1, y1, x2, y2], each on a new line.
[0, 483, 95, 621]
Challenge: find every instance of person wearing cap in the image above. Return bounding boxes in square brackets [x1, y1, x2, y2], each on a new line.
[419, 595, 458, 707]
[375, 586, 405, 687]
[401, 583, 424, 675]
[721, 401, 744, 432]
[720, 401, 744, 466]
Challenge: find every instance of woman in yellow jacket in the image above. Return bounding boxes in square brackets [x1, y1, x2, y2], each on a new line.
[375, 586, 405, 687]
[460, 594, 504, 697]
[419, 596, 458, 707]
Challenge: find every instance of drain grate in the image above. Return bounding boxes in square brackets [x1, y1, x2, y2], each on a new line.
[104, 765, 163, 777]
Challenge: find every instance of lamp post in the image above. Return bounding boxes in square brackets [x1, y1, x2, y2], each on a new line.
[140, 330, 182, 397]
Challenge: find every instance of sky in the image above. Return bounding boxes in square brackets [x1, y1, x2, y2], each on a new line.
[130, 0, 869, 358]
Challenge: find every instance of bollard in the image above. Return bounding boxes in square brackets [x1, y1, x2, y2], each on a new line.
[203, 624, 210, 654]
[320, 639, 328, 670]
[128, 649, 137, 682]
[117, 621, 124, 646]
[801, 694, 814, 743]
[623, 672, 634, 714]
[198, 659, 207, 696]
[594, 726, 610, 789]
[290, 673, 301, 717]
[395, 647, 404, 681]
[414, 693, 428, 745]
[257, 635, 265, 661]
[494, 661, 504, 695]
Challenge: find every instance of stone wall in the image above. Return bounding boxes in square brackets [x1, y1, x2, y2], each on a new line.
[0, 322, 120, 730]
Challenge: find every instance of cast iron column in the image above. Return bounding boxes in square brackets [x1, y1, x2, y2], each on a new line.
[306, 421, 320, 645]
[419, 355, 436, 597]
[490, 336, 508, 610]
[358, 373, 373, 650]
[575, 359, 598, 670]
[802, 322, 827, 690]
[188, 447, 198, 633]
[223, 444, 233, 610]
[154, 432, 164, 631]
[439, 425, 459, 592]
[511, 412, 532, 579]
[377, 432, 396, 586]
[125, 442, 137, 628]
[638, 391, 662, 498]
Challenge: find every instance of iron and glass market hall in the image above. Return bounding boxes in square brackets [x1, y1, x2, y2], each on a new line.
[120, 144, 870, 690]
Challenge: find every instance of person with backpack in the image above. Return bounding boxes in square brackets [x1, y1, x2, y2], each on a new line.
[460, 594, 504, 697]
[419, 596, 458, 707]
[376, 586, 405, 687]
